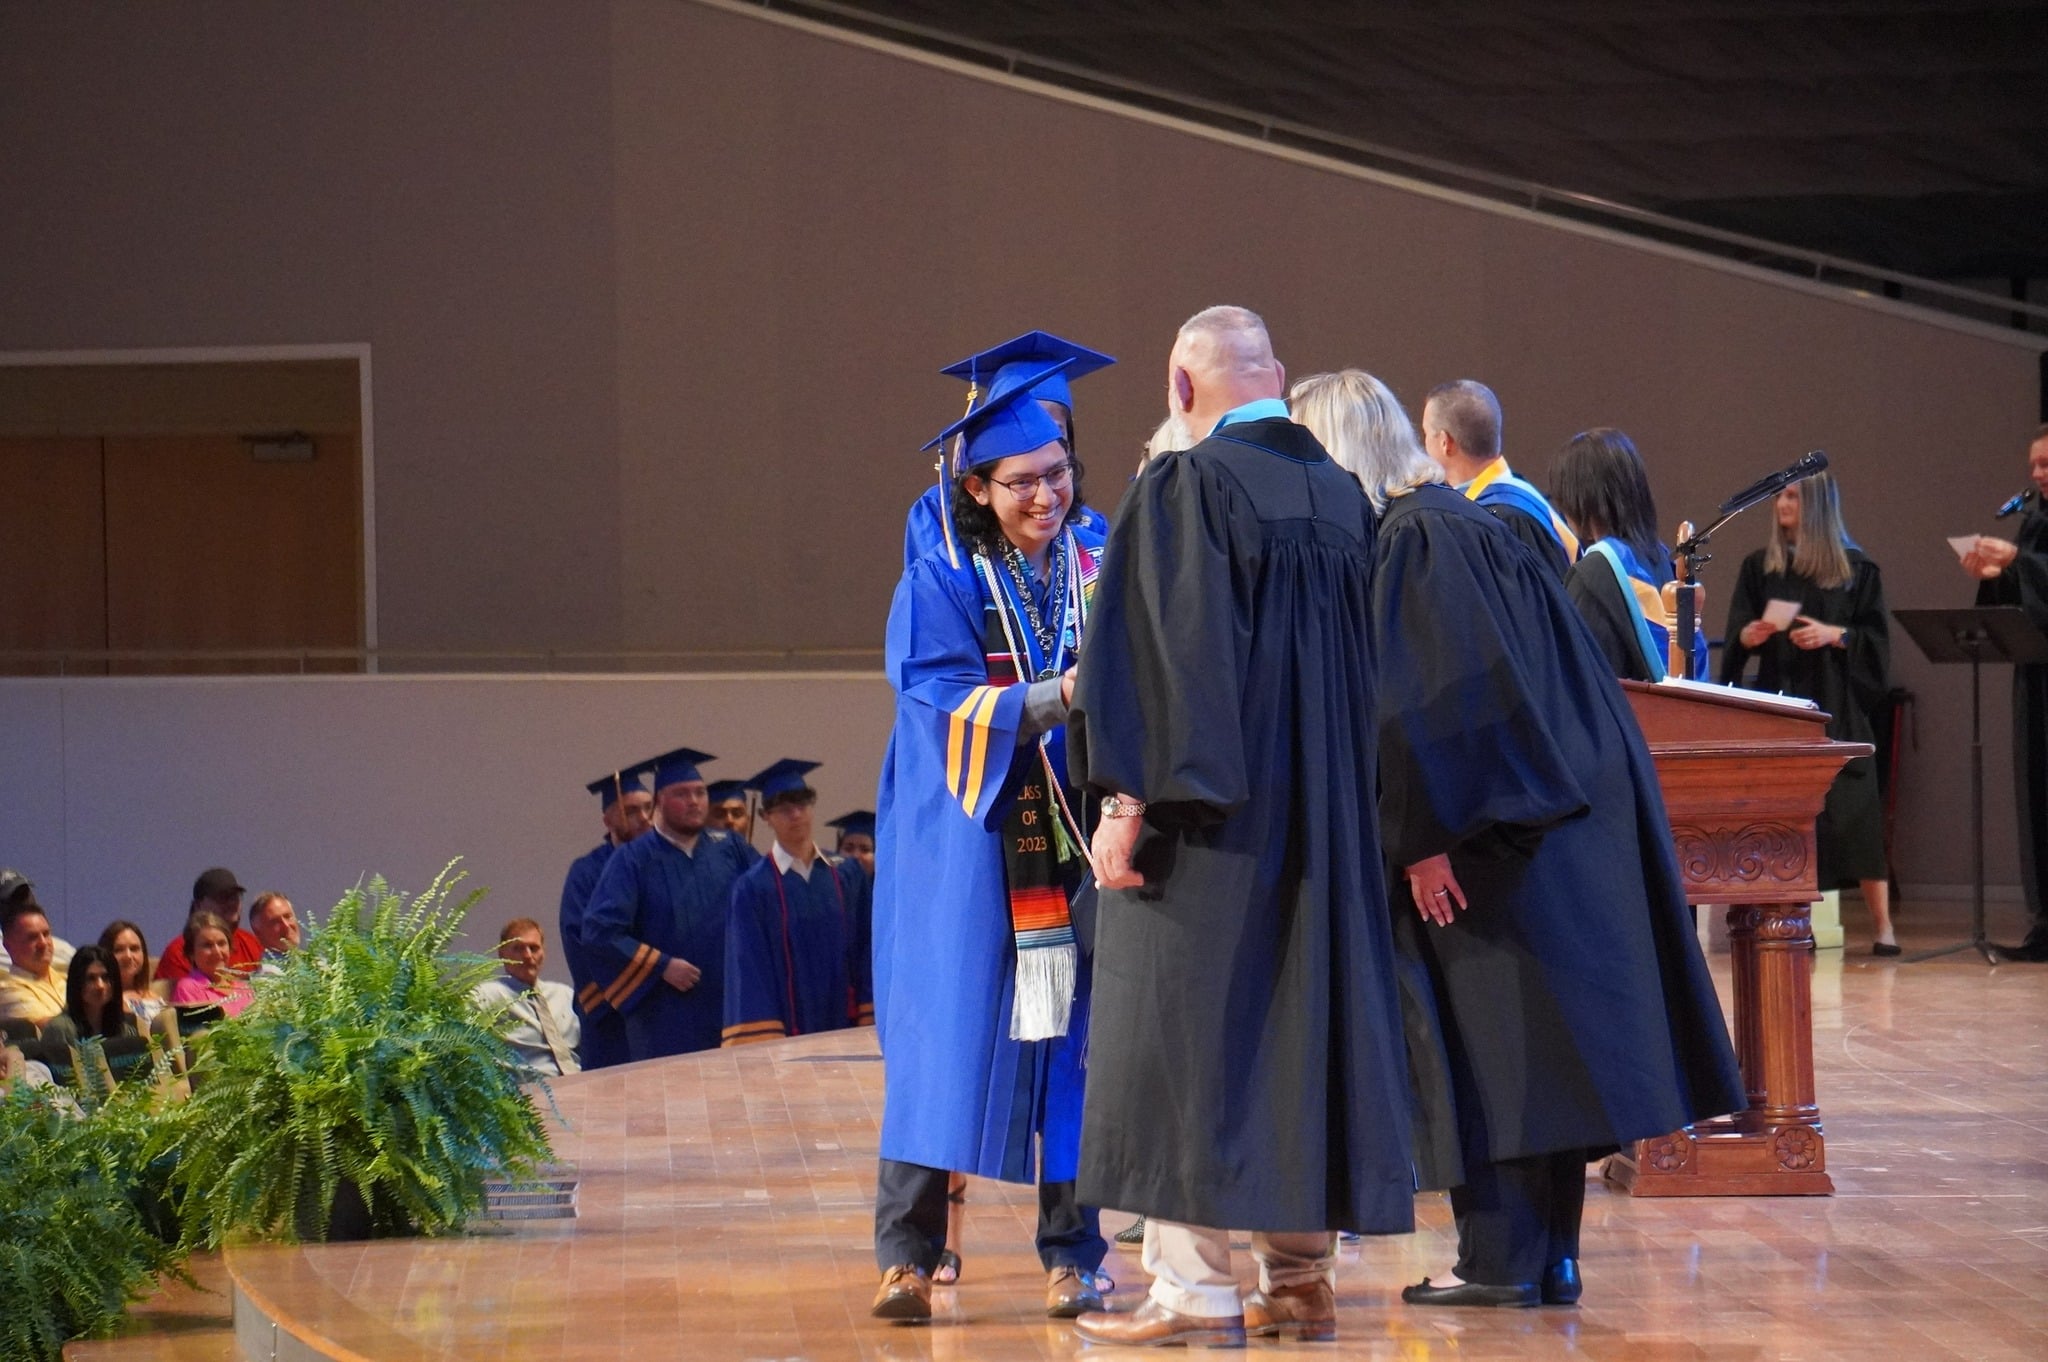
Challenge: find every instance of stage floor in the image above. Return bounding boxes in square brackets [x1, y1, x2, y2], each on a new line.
[221, 900, 2048, 1362]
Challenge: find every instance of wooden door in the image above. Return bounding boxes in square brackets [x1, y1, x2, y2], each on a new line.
[0, 437, 108, 674]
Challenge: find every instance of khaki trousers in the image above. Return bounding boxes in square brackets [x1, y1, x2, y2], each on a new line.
[1140, 1218, 1336, 1317]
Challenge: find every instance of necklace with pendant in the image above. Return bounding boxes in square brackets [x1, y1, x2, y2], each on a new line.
[999, 538, 1066, 679]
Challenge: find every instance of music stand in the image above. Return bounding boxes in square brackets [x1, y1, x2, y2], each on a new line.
[1892, 607, 2048, 963]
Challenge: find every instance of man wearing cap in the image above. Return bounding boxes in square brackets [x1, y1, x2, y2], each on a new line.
[872, 365, 1109, 1323]
[473, 918, 582, 1078]
[0, 870, 74, 967]
[558, 768, 654, 1071]
[706, 780, 752, 838]
[582, 747, 756, 1061]
[906, 330, 1116, 569]
[826, 811, 875, 878]
[1422, 379, 1577, 579]
[1067, 306, 1415, 1346]
[154, 868, 263, 982]
[0, 899, 67, 1026]
[722, 760, 873, 1046]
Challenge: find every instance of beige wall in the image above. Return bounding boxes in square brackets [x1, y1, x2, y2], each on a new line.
[0, 0, 2041, 892]
[0, 674, 895, 982]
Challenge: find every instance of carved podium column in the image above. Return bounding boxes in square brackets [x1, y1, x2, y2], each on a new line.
[1604, 681, 1867, 1196]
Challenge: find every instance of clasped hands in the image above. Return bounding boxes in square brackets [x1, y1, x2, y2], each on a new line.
[1738, 616, 1845, 651]
[1961, 536, 2018, 580]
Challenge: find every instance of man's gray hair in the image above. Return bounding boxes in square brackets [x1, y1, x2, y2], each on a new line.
[1290, 370, 1443, 510]
[1176, 305, 1276, 375]
[1423, 378, 1503, 459]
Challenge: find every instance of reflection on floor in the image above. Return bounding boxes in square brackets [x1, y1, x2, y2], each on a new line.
[200, 897, 2048, 1361]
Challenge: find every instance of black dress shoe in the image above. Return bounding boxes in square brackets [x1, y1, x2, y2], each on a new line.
[1872, 941, 1902, 957]
[1992, 940, 2048, 962]
[1541, 1258, 1581, 1305]
[1402, 1277, 1540, 1308]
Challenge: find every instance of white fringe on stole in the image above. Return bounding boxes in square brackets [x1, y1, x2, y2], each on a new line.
[1009, 942, 1076, 1041]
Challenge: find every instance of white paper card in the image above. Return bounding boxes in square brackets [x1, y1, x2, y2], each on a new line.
[1947, 534, 1981, 561]
[1762, 598, 1802, 631]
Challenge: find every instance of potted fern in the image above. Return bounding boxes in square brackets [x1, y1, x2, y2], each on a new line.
[152, 863, 555, 1245]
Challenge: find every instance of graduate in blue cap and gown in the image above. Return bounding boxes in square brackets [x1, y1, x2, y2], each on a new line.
[557, 766, 654, 1070]
[826, 809, 875, 878]
[869, 363, 1109, 1323]
[721, 760, 874, 1046]
[904, 331, 1115, 569]
[705, 779, 752, 838]
[582, 746, 758, 1061]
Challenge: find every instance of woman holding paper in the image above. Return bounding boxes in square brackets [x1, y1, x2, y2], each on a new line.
[1721, 471, 1896, 954]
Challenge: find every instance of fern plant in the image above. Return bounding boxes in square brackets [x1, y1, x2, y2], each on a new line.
[152, 862, 555, 1245]
[0, 1062, 190, 1362]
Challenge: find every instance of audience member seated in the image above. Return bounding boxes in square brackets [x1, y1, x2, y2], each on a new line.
[154, 868, 263, 982]
[100, 920, 166, 1030]
[38, 945, 137, 1047]
[2, 868, 76, 966]
[0, 900, 68, 1027]
[247, 892, 301, 974]
[168, 911, 255, 1020]
[472, 918, 581, 1078]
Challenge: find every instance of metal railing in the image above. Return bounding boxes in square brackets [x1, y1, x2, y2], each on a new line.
[750, 0, 2047, 335]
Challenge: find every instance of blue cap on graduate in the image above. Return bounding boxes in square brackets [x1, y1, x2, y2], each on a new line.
[826, 810, 875, 839]
[585, 767, 650, 810]
[747, 757, 821, 807]
[940, 331, 1115, 412]
[646, 746, 714, 790]
[706, 779, 749, 806]
[921, 360, 1073, 472]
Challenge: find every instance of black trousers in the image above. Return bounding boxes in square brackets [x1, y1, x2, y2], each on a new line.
[874, 1157, 1105, 1274]
[1449, 1150, 1588, 1285]
[2014, 667, 2048, 947]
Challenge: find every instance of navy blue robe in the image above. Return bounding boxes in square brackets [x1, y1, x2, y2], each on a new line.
[723, 852, 874, 1044]
[873, 526, 1100, 1184]
[558, 840, 631, 1070]
[582, 826, 757, 1060]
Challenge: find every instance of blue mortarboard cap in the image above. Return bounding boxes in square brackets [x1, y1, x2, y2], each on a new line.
[921, 360, 1073, 471]
[646, 746, 714, 790]
[746, 757, 821, 805]
[706, 779, 749, 805]
[940, 331, 1115, 412]
[826, 810, 876, 839]
[585, 767, 650, 810]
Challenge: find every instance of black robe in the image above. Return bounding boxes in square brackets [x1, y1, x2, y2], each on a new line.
[1977, 506, 2048, 946]
[1069, 417, 1415, 1235]
[1565, 554, 1661, 683]
[1720, 547, 1891, 885]
[1489, 504, 1571, 580]
[1372, 485, 1745, 1187]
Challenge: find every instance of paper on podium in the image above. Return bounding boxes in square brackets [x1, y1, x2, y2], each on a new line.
[1762, 598, 1802, 630]
[1948, 534, 1981, 561]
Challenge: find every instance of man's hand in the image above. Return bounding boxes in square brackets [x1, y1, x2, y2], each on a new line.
[662, 956, 702, 992]
[1091, 810, 1145, 890]
[1061, 666, 1077, 706]
[1789, 615, 1846, 651]
[1738, 619, 1778, 649]
[1405, 854, 1467, 926]
[1962, 536, 2018, 579]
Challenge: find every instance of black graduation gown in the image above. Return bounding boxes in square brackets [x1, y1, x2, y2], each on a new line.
[1977, 506, 2048, 944]
[1490, 504, 1571, 580]
[1069, 417, 1415, 1235]
[1720, 547, 1891, 885]
[1565, 555, 1660, 683]
[1372, 485, 1745, 1186]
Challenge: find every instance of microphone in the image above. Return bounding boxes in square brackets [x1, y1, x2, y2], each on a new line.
[1996, 488, 2037, 518]
[1717, 450, 1829, 516]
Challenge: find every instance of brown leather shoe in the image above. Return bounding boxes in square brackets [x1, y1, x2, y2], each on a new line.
[1243, 1280, 1336, 1341]
[870, 1264, 931, 1321]
[1046, 1265, 1105, 1318]
[1072, 1297, 1246, 1348]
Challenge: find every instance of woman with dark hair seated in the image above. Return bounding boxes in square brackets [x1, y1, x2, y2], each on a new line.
[168, 910, 254, 1021]
[100, 919, 165, 1030]
[1549, 428, 1702, 680]
[39, 945, 136, 1046]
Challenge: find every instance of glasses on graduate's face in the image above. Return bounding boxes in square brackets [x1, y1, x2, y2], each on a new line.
[986, 462, 1075, 501]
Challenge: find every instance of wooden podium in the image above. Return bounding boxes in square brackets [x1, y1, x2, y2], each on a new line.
[1603, 679, 1870, 1196]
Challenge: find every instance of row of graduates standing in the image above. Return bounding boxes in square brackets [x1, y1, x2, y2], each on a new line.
[557, 748, 879, 1069]
[867, 313, 1746, 1343]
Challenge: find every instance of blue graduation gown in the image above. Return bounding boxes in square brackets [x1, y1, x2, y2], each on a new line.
[558, 840, 631, 1069]
[582, 825, 757, 1060]
[873, 532, 1099, 1185]
[722, 852, 874, 1044]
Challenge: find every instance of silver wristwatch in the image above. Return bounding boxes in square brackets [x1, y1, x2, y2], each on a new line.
[1102, 796, 1148, 820]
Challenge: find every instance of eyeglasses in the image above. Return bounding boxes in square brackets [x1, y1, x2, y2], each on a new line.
[986, 462, 1075, 501]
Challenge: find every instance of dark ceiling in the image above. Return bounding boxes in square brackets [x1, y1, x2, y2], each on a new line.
[805, 0, 2048, 288]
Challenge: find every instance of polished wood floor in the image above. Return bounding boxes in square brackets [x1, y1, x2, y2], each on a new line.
[202, 899, 2047, 1361]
